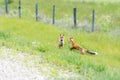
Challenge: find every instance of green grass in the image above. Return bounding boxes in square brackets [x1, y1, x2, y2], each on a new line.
[0, 0, 120, 80]
[0, 16, 120, 80]
[0, 0, 120, 31]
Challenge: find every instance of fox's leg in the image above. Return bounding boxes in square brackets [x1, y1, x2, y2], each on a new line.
[58, 44, 62, 48]
[80, 49, 86, 54]
[70, 47, 75, 50]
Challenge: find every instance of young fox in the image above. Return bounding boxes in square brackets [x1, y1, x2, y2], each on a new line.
[58, 34, 64, 48]
[69, 37, 98, 55]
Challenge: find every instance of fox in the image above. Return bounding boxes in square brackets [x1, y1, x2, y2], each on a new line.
[69, 37, 98, 55]
[58, 34, 64, 48]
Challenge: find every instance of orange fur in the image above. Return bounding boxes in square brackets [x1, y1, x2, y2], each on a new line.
[69, 37, 97, 55]
[58, 34, 64, 48]
[69, 37, 85, 54]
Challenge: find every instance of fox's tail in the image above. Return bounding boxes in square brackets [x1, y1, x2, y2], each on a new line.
[86, 50, 98, 55]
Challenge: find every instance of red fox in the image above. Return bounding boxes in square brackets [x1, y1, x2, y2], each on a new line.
[58, 34, 64, 48]
[69, 37, 98, 55]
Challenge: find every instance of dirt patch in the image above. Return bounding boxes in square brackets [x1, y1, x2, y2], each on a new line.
[0, 46, 46, 80]
[0, 46, 83, 80]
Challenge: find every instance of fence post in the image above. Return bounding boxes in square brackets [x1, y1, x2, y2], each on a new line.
[18, 0, 21, 18]
[5, 0, 8, 14]
[92, 9, 95, 32]
[52, 5, 55, 24]
[73, 8, 77, 27]
[35, 3, 39, 21]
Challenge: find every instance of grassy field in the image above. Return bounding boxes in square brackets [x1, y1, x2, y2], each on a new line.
[0, 0, 120, 31]
[0, 0, 120, 80]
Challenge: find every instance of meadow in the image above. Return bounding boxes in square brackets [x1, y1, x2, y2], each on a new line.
[0, 0, 120, 80]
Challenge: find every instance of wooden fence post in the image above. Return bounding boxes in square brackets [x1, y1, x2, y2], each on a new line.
[52, 5, 55, 24]
[5, 0, 8, 14]
[73, 8, 77, 27]
[18, 0, 21, 18]
[92, 9, 95, 32]
[35, 3, 39, 21]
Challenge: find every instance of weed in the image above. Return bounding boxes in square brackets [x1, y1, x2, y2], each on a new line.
[0, 31, 10, 39]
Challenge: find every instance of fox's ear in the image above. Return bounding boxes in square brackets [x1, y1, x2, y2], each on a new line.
[63, 34, 64, 36]
[60, 34, 61, 36]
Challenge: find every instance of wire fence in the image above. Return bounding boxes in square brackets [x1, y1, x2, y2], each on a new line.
[0, 0, 101, 32]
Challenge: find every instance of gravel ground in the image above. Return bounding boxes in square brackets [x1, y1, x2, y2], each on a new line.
[0, 58, 45, 80]
[0, 46, 46, 80]
[0, 46, 82, 80]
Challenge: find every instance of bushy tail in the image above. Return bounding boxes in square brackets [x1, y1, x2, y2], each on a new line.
[87, 50, 98, 55]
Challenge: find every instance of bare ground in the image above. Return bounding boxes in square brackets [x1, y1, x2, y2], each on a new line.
[0, 46, 46, 80]
[0, 46, 82, 80]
